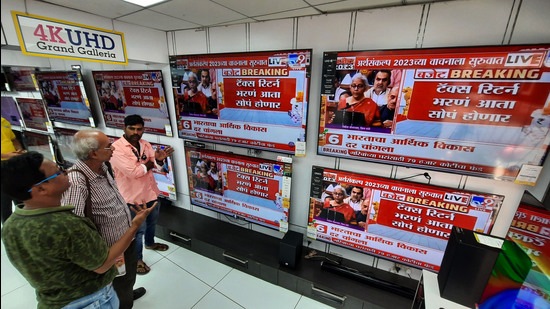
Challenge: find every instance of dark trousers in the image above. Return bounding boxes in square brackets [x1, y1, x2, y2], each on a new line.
[113, 239, 138, 309]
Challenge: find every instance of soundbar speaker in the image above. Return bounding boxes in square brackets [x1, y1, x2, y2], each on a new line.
[279, 231, 303, 268]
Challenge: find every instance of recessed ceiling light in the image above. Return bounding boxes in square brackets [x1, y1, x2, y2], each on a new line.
[123, 0, 166, 7]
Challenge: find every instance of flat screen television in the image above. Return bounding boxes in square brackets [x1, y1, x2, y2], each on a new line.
[2, 66, 39, 92]
[184, 143, 293, 231]
[92, 70, 172, 136]
[22, 131, 54, 161]
[52, 128, 79, 166]
[35, 71, 95, 126]
[15, 97, 52, 132]
[170, 49, 312, 155]
[107, 135, 177, 201]
[307, 165, 503, 271]
[317, 44, 550, 182]
[1, 96, 23, 127]
[479, 203, 550, 308]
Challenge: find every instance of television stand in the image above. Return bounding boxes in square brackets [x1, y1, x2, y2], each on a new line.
[321, 260, 416, 298]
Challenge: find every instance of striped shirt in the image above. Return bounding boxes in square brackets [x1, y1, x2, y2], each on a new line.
[61, 160, 132, 246]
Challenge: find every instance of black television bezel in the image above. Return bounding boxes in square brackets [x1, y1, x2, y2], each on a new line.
[169, 48, 312, 155]
[184, 142, 293, 231]
[91, 69, 173, 136]
[316, 44, 550, 182]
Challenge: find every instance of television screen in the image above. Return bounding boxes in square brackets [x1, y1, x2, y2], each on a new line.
[317, 44, 550, 182]
[15, 97, 52, 132]
[482, 203, 550, 308]
[107, 135, 177, 200]
[53, 128, 79, 165]
[2, 66, 38, 91]
[307, 165, 503, 271]
[1, 96, 23, 127]
[170, 49, 312, 155]
[184, 143, 293, 231]
[92, 70, 172, 136]
[35, 71, 95, 126]
[23, 131, 54, 160]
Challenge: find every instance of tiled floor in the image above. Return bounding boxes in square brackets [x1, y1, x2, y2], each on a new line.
[1, 238, 334, 309]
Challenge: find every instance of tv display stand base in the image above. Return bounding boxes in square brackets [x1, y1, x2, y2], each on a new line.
[156, 205, 419, 309]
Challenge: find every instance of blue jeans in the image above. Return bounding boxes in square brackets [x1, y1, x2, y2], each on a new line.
[62, 284, 119, 309]
[129, 200, 160, 260]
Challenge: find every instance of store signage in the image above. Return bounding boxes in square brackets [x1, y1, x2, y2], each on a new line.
[11, 11, 128, 65]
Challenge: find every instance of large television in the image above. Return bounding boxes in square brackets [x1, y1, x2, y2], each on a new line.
[2, 66, 39, 92]
[107, 135, 177, 201]
[317, 44, 550, 182]
[184, 143, 293, 231]
[15, 97, 52, 133]
[35, 71, 96, 126]
[170, 49, 312, 155]
[1, 96, 23, 127]
[307, 165, 503, 271]
[479, 203, 550, 308]
[92, 70, 172, 136]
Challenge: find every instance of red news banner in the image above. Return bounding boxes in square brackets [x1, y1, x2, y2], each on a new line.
[318, 45, 550, 181]
[309, 168, 503, 270]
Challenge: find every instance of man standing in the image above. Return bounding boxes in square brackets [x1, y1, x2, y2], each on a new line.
[110, 115, 174, 276]
[1, 152, 154, 308]
[1, 116, 25, 223]
[365, 70, 392, 106]
[61, 129, 146, 308]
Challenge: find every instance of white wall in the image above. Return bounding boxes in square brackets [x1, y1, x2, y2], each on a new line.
[2, 0, 550, 278]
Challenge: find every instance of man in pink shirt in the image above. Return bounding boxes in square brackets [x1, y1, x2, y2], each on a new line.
[110, 115, 174, 275]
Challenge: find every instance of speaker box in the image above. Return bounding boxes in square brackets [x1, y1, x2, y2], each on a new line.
[438, 226, 502, 307]
[279, 231, 303, 268]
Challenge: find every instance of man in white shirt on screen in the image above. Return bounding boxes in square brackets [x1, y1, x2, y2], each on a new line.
[365, 70, 391, 106]
[344, 186, 364, 213]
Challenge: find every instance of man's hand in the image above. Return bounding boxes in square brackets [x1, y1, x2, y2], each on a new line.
[155, 146, 174, 162]
[129, 201, 158, 228]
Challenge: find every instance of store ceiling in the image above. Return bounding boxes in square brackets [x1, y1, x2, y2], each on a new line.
[38, 0, 453, 32]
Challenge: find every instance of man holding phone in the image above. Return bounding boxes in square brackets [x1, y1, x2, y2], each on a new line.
[110, 115, 174, 276]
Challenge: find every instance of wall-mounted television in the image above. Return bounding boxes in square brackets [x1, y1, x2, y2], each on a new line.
[184, 143, 293, 231]
[2, 66, 39, 92]
[15, 97, 52, 133]
[35, 71, 95, 126]
[52, 128, 79, 166]
[307, 166, 503, 271]
[317, 44, 550, 182]
[92, 70, 172, 136]
[481, 203, 550, 308]
[22, 131, 54, 161]
[107, 135, 177, 201]
[170, 49, 312, 155]
[1, 96, 23, 127]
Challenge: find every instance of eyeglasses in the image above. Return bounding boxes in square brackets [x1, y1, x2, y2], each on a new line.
[333, 192, 344, 196]
[350, 84, 365, 89]
[27, 168, 66, 192]
[102, 143, 113, 151]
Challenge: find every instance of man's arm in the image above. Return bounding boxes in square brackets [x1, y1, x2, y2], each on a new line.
[110, 144, 149, 178]
[93, 202, 157, 273]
